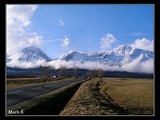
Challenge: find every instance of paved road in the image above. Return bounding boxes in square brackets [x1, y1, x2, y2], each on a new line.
[7, 78, 87, 108]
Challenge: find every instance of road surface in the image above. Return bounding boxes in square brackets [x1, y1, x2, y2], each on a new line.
[7, 78, 87, 108]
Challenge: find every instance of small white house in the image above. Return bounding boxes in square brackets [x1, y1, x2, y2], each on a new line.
[53, 75, 58, 78]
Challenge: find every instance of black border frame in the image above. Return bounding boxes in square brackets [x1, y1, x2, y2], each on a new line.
[1, 0, 159, 119]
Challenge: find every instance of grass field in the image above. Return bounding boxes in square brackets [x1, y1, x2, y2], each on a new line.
[60, 78, 153, 115]
[7, 77, 76, 89]
[99, 78, 153, 115]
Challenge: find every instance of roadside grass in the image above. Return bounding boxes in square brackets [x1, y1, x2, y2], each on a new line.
[60, 78, 153, 115]
[7, 80, 86, 115]
[60, 78, 127, 115]
[7, 79, 41, 89]
[7, 77, 76, 89]
[99, 78, 153, 115]
[7, 77, 153, 115]
[61, 77, 75, 81]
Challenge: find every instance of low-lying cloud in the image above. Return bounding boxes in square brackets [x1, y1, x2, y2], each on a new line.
[47, 57, 153, 73]
[7, 56, 153, 74]
[121, 54, 153, 73]
[7, 60, 47, 68]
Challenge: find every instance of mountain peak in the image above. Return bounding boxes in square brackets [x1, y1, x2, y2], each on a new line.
[113, 45, 132, 56]
[60, 44, 153, 65]
[114, 45, 132, 50]
[19, 46, 51, 62]
[21, 45, 40, 51]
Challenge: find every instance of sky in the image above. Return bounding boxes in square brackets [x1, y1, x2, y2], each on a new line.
[6, 4, 154, 59]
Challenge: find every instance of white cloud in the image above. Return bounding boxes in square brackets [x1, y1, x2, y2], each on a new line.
[100, 34, 116, 49]
[7, 5, 42, 55]
[7, 60, 47, 68]
[131, 32, 142, 36]
[7, 56, 153, 73]
[46, 57, 153, 73]
[60, 36, 70, 47]
[58, 19, 64, 26]
[121, 54, 153, 73]
[121, 32, 149, 36]
[39, 36, 70, 47]
[130, 38, 153, 51]
[7, 5, 37, 27]
[41, 38, 64, 43]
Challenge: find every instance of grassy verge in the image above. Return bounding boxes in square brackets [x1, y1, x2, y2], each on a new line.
[62, 77, 75, 81]
[7, 80, 86, 115]
[7, 77, 76, 89]
[60, 78, 153, 115]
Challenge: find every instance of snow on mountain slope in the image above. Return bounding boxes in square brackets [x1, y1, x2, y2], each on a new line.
[6, 45, 154, 73]
[20, 46, 51, 62]
[113, 45, 132, 56]
[60, 45, 153, 65]
[61, 51, 89, 61]
[8, 46, 51, 63]
[7, 46, 51, 68]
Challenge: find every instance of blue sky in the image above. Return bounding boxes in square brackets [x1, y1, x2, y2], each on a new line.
[7, 4, 154, 59]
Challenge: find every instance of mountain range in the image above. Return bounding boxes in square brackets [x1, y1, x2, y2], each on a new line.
[60, 45, 153, 65]
[6, 45, 154, 73]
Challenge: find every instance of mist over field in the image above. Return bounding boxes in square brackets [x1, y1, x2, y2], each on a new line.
[7, 54, 153, 74]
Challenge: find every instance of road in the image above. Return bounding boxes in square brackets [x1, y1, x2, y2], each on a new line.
[7, 77, 87, 108]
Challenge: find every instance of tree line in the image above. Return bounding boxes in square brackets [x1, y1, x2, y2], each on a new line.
[40, 66, 104, 82]
[7, 66, 104, 81]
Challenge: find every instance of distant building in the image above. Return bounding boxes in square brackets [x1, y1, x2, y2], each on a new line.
[53, 75, 58, 78]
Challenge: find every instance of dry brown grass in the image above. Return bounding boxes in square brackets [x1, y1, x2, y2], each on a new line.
[7, 77, 76, 89]
[100, 78, 153, 115]
[60, 78, 154, 115]
[60, 79, 127, 115]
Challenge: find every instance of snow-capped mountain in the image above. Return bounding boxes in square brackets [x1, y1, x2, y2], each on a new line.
[60, 45, 154, 65]
[7, 46, 51, 63]
[6, 45, 154, 73]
